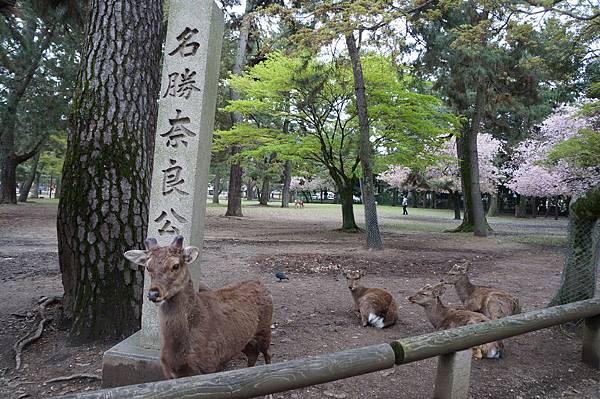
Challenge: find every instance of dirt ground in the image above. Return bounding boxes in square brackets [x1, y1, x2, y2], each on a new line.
[1, 201, 599, 399]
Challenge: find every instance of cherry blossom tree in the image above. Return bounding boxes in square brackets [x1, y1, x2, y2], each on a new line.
[507, 104, 597, 197]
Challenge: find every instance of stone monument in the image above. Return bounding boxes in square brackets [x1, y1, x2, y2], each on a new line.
[102, 0, 223, 387]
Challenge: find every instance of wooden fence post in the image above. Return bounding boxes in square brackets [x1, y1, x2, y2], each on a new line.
[433, 349, 472, 399]
[582, 315, 600, 368]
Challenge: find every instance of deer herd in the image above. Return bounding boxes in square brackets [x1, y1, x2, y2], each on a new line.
[124, 235, 521, 379]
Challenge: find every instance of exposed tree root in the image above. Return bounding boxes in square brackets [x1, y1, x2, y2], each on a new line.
[13, 296, 62, 370]
[45, 373, 101, 384]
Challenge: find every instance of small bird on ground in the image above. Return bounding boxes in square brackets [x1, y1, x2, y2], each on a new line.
[275, 271, 289, 282]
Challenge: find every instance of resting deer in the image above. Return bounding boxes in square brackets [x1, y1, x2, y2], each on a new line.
[124, 236, 273, 378]
[344, 270, 398, 328]
[408, 283, 503, 359]
[442, 262, 521, 319]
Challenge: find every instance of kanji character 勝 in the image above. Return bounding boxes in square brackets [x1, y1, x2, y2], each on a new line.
[162, 68, 201, 99]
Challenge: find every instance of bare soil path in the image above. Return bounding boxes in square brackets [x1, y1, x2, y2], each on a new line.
[0, 201, 598, 398]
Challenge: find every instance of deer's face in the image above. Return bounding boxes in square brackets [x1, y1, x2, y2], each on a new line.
[442, 263, 469, 284]
[408, 283, 445, 305]
[344, 270, 365, 292]
[123, 236, 199, 304]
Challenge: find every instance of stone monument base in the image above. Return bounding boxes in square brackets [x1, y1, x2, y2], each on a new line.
[101, 331, 165, 388]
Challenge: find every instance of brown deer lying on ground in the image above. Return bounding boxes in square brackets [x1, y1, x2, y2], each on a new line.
[294, 199, 304, 207]
[124, 236, 273, 378]
[344, 270, 398, 328]
[408, 283, 504, 359]
[442, 262, 521, 319]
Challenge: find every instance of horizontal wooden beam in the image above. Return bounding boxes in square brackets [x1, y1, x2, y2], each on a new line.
[393, 297, 600, 364]
[54, 343, 396, 399]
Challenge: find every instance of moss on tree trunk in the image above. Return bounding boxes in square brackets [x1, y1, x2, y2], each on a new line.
[57, 0, 163, 342]
[549, 187, 600, 306]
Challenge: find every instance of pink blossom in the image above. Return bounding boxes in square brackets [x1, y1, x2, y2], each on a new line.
[507, 103, 598, 196]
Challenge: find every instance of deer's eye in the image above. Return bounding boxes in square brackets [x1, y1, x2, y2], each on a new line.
[172, 263, 180, 270]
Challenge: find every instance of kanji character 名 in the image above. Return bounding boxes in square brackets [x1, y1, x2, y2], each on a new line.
[168, 27, 200, 57]
[154, 208, 189, 235]
[160, 109, 197, 147]
[162, 159, 189, 196]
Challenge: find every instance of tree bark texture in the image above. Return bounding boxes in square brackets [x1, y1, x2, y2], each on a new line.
[281, 160, 292, 208]
[18, 152, 40, 202]
[487, 189, 498, 217]
[454, 85, 489, 236]
[212, 172, 221, 204]
[345, 32, 382, 249]
[450, 190, 462, 220]
[549, 187, 600, 306]
[57, 0, 162, 342]
[225, 1, 253, 217]
[32, 171, 40, 199]
[516, 195, 528, 218]
[259, 176, 270, 205]
[340, 185, 359, 231]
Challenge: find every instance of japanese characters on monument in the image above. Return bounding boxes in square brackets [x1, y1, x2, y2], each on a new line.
[140, 0, 223, 348]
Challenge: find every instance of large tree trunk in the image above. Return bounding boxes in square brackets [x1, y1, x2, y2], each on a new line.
[18, 152, 40, 202]
[259, 176, 270, 205]
[57, 0, 162, 342]
[31, 171, 41, 199]
[339, 184, 359, 231]
[515, 195, 528, 218]
[450, 190, 462, 220]
[487, 189, 498, 217]
[0, 154, 18, 203]
[281, 160, 292, 208]
[549, 187, 600, 306]
[225, 1, 253, 217]
[345, 32, 382, 249]
[212, 172, 221, 204]
[392, 188, 398, 207]
[454, 85, 489, 236]
[246, 177, 256, 200]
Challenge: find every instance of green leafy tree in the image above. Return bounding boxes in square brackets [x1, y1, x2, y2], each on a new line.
[222, 52, 457, 230]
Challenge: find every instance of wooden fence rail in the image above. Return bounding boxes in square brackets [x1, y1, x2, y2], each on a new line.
[53, 298, 600, 399]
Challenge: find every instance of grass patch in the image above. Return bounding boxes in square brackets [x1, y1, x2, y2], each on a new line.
[510, 235, 567, 247]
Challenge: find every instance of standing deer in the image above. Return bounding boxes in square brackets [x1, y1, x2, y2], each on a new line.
[408, 283, 504, 359]
[124, 236, 273, 378]
[344, 270, 398, 328]
[442, 262, 521, 319]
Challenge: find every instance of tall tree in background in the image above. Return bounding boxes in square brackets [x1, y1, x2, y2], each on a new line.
[57, 0, 163, 341]
[408, 1, 585, 236]
[0, 0, 76, 203]
[225, 0, 254, 217]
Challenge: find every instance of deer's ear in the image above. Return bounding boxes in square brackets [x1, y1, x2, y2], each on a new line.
[183, 246, 199, 264]
[432, 283, 446, 296]
[124, 250, 149, 266]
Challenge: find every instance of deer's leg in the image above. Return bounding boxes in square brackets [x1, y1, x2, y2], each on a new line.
[242, 342, 259, 367]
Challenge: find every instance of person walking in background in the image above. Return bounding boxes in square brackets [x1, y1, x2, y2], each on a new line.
[402, 195, 408, 215]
